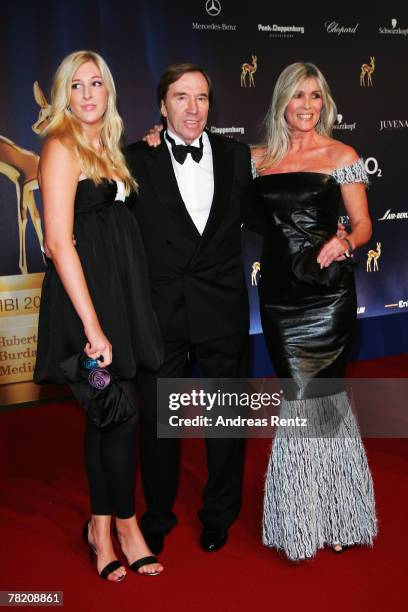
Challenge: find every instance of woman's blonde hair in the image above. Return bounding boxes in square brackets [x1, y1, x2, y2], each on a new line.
[261, 62, 337, 169]
[40, 50, 136, 194]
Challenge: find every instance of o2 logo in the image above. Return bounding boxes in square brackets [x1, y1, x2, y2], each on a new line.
[365, 157, 382, 177]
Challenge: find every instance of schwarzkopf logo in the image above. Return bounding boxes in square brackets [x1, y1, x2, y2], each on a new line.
[206, 0, 221, 17]
[379, 18, 408, 35]
[378, 209, 408, 220]
[379, 119, 408, 130]
[333, 113, 356, 131]
[324, 21, 359, 35]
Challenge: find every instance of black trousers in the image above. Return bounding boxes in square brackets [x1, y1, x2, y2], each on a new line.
[137, 333, 248, 534]
[83, 381, 138, 519]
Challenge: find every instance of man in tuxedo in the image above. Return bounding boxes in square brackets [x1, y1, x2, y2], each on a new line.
[126, 63, 254, 555]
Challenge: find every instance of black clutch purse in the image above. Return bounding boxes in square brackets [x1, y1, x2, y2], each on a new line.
[291, 241, 357, 288]
[59, 353, 137, 429]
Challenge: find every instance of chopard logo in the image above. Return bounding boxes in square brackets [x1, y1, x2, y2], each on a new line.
[380, 119, 408, 130]
[333, 113, 356, 131]
[324, 21, 359, 35]
[258, 23, 305, 37]
[205, 0, 221, 16]
[379, 18, 408, 36]
[378, 209, 408, 220]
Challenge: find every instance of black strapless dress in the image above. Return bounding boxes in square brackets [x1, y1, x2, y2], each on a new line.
[256, 172, 356, 398]
[34, 179, 163, 384]
[254, 165, 377, 560]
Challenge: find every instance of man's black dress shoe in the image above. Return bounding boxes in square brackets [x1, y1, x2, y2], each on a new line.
[200, 525, 228, 552]
[143, 530, 165, 555]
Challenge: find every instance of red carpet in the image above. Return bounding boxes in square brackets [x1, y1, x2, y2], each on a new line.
[0, 354, 407, 612]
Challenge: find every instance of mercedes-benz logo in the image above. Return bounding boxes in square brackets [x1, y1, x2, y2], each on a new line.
[206, 0, 221, 17]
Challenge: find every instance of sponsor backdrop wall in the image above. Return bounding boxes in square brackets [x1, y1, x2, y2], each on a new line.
[0, 0, 407, 404]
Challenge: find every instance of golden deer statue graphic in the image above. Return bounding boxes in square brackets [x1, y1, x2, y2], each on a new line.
[360, 56, 375, 87]
[241, 55, 257, 88]
[0, 82, 50, 274]
[251, 261, 260, 286]
[366, 242, 381, 272]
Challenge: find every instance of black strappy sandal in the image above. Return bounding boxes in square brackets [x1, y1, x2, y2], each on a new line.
[129, 555, 161, 576]
[82, 520, 126, 581]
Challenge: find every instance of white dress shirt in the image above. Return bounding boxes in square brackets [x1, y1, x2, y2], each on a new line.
[165, 129, 214, 235]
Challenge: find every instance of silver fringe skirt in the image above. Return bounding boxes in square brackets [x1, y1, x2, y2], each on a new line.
[262, 391, 378, 560]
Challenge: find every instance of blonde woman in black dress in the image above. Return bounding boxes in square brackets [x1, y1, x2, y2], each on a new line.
[252, 62, 377, 560]
[34, 51, 164, 580]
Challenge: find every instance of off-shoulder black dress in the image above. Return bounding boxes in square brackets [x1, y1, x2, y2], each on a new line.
[253, 160, 377, 560]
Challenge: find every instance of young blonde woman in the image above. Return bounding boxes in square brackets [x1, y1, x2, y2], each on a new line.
[34, 50, 164, 580]
[252, 62, 377, 560]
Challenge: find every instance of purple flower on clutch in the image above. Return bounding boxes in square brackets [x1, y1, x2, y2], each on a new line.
[83, 357, 99, 370]
[88, 368, 111, 389]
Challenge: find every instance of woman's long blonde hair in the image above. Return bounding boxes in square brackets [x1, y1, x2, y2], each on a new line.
[40, 50, 137, 194]
[261, 62, 337, 169]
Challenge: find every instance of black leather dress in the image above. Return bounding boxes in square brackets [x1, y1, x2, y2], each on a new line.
[254, 171, 357, 399]
[255, 161, 377, 561]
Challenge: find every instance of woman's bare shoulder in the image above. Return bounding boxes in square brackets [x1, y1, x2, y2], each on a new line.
[40, 137, 78, 167]
[325, 138, 360, 167]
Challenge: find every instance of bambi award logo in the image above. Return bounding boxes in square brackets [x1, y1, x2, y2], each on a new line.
[251, 262, 260, 286]
[241, 55, 257, 88]
[366, 242, 381, 272]
[360, 56, 375, 87]
[206, 0, 221, 17]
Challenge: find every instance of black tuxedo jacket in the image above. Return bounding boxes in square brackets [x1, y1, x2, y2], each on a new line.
[125, 130, 253, 344]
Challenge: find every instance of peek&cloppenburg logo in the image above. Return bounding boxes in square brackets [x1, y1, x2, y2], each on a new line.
[258, 23, 304, 38]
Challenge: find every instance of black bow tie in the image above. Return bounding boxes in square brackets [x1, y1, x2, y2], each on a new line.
[165, 132, 203, 164]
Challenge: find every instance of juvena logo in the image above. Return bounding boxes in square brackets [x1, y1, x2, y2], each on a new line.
[324, 21, 359, 35]
[380, 119, 408, 130]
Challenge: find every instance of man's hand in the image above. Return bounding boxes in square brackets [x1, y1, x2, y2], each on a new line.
[142, 124, 163, 147]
